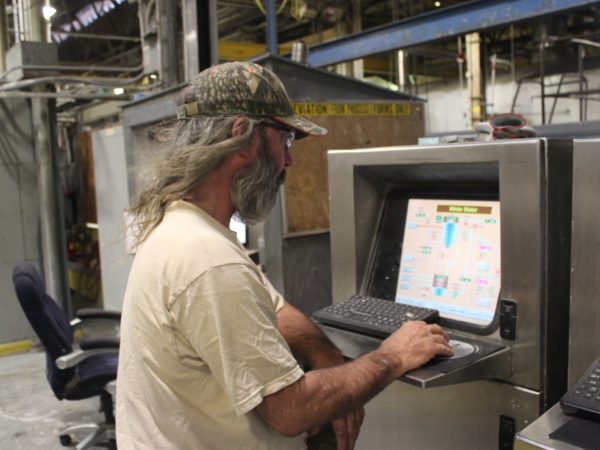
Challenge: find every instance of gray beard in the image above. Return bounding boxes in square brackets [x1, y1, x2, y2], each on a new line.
[231, 130, 285, 224]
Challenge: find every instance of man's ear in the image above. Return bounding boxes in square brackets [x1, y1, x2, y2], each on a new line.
[231, 116, 250, 138]
[228, 116, 258, 168]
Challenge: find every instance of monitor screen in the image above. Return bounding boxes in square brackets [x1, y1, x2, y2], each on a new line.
[395, 198, 501, 328]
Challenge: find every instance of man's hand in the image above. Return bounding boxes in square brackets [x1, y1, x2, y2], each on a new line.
[331, 407, 365, 450]
[379, 321, 453, 377]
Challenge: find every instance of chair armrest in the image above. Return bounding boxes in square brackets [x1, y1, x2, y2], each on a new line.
[80, 337, 120, 350]
[55, 339, 119, 370]
[70, 308, 121, 327]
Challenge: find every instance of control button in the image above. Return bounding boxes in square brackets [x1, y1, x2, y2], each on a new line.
[499, 299, 517, 340]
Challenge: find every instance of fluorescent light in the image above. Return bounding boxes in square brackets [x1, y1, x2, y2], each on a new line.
[42, 5, 57, 20]
[113, 87, 125, 95]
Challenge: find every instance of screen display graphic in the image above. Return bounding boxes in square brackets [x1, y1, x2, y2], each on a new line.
[396, 199, 501, 326]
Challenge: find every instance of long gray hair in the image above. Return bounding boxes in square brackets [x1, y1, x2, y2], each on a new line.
[128, 115, 261, 244]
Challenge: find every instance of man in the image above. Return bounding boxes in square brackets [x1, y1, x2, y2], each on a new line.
[116, 62, 452, 450]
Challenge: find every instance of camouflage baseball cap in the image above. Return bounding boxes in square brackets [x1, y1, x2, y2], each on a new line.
[176, 61, 327, 139]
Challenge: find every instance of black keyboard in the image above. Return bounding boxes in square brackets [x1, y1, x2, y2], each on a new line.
[560, 356, 600, 418]
[312, 294, 439, 339]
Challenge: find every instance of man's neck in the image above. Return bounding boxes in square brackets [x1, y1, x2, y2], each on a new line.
[185, 169, 235, 228]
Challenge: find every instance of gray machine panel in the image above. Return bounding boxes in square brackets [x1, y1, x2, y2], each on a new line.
[358, 378, 540, 450]
[327, 139, 572, 402]
[569, 139, 600, 387]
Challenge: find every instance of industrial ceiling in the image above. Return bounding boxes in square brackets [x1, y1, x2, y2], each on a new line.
[4, 1, 600, 104]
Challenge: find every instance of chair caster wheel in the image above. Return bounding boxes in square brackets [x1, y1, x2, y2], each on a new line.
[59, 434, 72, 446]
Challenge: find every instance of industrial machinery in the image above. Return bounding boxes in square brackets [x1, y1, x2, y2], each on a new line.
[322, 139, 573, 449]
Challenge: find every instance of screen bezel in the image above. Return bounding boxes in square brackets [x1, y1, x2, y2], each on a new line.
[363, 189, 501, 335]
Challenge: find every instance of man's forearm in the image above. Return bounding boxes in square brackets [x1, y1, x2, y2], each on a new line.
[258, 319, 453, 437]
[255, 348, 398, 437]
[277, 302, 344, 368]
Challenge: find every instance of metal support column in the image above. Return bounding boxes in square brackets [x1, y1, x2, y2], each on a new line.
[183, 0, 218, 78]
[0, 0, 6, 72]
[26, 3, 70, 312]
[578, 44, 585, 121]
[182, 0, 199, 79]
[266, 0, 277, 54]
[351, 0, 363, 79]
[539, 37, 546, 125]
[158, 0, 180, 86]
[32, 86, 69, 313]
[466, 32, 483, 126]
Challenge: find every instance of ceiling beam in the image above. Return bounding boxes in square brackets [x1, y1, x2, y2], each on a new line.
[307, 0, 600, 67]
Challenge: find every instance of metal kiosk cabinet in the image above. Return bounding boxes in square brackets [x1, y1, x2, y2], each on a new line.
[514, 138, 600, 450]
[325, 139, 573, 449]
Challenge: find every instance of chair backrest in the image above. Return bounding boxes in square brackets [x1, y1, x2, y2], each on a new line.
[12, 263, 75, 399]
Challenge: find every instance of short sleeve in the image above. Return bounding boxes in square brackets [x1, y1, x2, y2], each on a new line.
[260, 272, 286, 312]
[169, 263, 304, 415]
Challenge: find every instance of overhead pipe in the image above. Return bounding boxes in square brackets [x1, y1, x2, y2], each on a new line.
[0, 62, 146, 81]
[0, 71, 148, 92]
[51, 31, 142, 42]
[0, 90, 133, 100]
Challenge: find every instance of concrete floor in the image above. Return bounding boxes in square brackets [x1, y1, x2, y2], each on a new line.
[0, 349, 106, 450]
[0, 348, 335, 450]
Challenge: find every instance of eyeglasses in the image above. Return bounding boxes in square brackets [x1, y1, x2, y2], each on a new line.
[262, 121, 295, 152]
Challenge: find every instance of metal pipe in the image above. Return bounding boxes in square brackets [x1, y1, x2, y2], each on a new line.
[539, 39, 546, 125]
[51, 30, 142, 42]
[571, 38, 600, 48]
[27, 1, 70, 312]
[0, 0, 6, 73]
[578, 44, 584, 121]
[31, 85, 69, 310]
[14, 0, 22, 42]
[0, 90, 132, 100]
[510, 25, 515, 84]
[182, 0, 199, 79]
[548, 73, 566, 124]
[352, 0, 363, 79]
[158, 0, 180, 86]
[25, 0, 42, 41]
[0, 71, 147, 91]
[397, 50, 405, 92]
[0, 62, 145, 81]
[266, 0, 277, 54]
[209, 0, 219, 66]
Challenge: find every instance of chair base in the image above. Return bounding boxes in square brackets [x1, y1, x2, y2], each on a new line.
[59, 422, 116, 449]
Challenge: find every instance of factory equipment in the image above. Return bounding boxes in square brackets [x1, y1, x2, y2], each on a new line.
[568, 139, 600, 386]
[513, 138, 600, 449]
[322, 139, 573, 449]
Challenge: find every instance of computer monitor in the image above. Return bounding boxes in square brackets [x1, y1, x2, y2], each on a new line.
[367, 195, 501, 334]
[397, 198, 501, 328]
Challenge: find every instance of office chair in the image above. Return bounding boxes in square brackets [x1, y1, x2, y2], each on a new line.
[12, 262, 120, 450]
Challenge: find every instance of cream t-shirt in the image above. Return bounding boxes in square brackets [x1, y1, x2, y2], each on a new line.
[116, 201, 306, 449]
